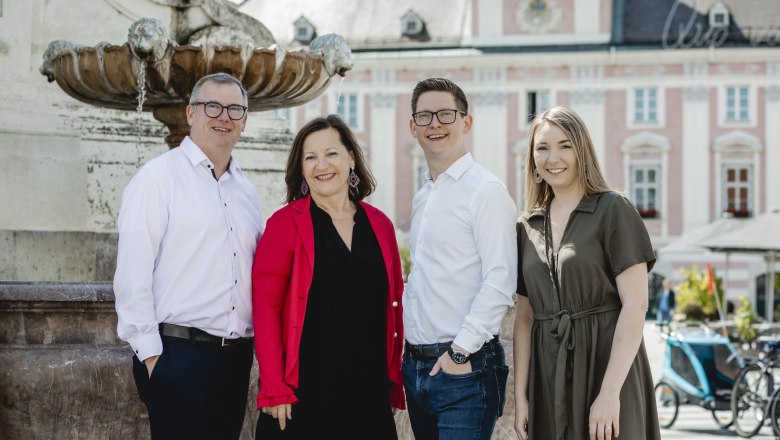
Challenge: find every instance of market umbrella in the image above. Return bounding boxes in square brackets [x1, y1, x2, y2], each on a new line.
[701, 208, 780, 321]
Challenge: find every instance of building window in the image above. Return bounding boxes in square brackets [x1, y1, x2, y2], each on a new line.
[709, 2, 730, 28]
[722, 164, 752, 217]
[275, 108, 290, 120]
[337, 94, 360, 130]
[526, 90, 550, 123]
[293, 16, 316, 44]
[634, 88, 658, 124]
[630, 165, 661, 218]
[726, 86, 749, 122]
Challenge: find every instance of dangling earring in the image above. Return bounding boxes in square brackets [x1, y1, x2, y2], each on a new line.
[348, 168, 360, 189]
[300, 179, 309, 196]
[533, 168, 543, 184]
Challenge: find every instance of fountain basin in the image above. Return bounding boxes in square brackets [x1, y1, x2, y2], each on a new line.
[41, 17, 352, 147]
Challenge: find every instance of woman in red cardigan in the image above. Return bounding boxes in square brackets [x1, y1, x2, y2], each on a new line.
[252, 115, 405, 439]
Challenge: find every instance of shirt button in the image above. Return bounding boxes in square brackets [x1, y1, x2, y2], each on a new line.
[234, 253, 236, 257]
[392, 301, 398, 307]
[234, 280, 238, 284]
[224, 203, 227, 206]
[232, 306, 235, 310]
[393, 332, 398, 338]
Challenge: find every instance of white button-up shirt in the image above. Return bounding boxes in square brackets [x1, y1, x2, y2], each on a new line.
[114, 136, 264, 361]
[404, 153, 517, 354]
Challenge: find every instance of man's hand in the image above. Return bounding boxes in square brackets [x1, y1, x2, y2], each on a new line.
[262, 404, 292, 430]
[144, 355, 160, 378]
[429, 344, 472, 376]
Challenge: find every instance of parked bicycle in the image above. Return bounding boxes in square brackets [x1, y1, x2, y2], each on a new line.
[731, 339, 780, 437]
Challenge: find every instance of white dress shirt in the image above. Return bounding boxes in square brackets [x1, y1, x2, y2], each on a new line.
[404, 153, 518, 354]
[114, 136, 264, 361]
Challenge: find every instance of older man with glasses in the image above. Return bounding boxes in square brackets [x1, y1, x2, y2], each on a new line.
[403, 77, 518, 440]
[114, 72, 264, 439]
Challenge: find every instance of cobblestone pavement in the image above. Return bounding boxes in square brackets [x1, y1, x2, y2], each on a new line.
[644, 322, 777, 439]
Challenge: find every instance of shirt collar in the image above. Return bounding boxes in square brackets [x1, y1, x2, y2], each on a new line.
[441, 153, 474, 181]
[526, 192, 602, 220]
[180, 136, 240, 175]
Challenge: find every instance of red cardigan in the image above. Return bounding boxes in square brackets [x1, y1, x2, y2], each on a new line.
[252, 196, 405, 409]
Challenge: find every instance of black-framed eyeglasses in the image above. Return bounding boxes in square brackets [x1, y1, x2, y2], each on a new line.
[412, 109, 466, 126]
[191, 101, 248, 120]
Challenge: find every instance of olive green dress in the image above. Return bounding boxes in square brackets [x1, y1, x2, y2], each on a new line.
[517, 192, 661, 440]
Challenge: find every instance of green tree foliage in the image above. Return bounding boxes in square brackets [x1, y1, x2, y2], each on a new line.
[398, 244, 411, 282]
[673, 266, 723, 322]
[736, 295, 758, 343]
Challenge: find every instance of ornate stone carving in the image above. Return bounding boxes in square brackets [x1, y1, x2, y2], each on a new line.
[371, 93, 396, 108]
[515, 0, 561, 33]
[472, 92, 507, 106]
[569, 89, 604, 105]
[683, 86, 710, 102]
[766, 86, 780, 102]
[309, 33, 354, 77]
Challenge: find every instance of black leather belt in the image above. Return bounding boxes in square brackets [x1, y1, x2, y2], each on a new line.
[405, 336, 499, 359]
[159, 323, 251, 347]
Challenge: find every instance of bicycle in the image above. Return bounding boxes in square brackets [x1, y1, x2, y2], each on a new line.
[731, 340, 780, 437]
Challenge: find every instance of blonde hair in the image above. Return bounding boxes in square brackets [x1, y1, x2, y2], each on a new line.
[524, 106, 611, 212]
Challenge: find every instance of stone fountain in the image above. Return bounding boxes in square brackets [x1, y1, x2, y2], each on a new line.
[39, 16, 351, 148]
[0, 9, 351, 439]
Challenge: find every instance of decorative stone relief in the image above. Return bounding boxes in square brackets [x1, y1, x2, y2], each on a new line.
[765, 86, 780, 102]
[516, 0, 561, 33]
[472, 92, 507, 106]
[683, 62, 709, 77]
[371, 93, 396, 108]
[569, 89, 605, 105]
[683, 86, 710, 102]
[570, 65, 604, 81]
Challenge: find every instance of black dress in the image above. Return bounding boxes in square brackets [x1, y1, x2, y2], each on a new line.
[256, 201, 396, 439]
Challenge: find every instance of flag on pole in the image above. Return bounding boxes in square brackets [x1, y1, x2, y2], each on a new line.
[706, 264, 715, 296]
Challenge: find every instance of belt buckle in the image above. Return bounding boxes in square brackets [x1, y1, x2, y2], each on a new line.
[221, 337, 230, 347]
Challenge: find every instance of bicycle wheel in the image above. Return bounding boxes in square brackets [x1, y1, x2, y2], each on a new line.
[769, 387, 780, 436]
[712, 407, 734, 429]
[655, 381, 679, 429]
[732, 364, 773, 437]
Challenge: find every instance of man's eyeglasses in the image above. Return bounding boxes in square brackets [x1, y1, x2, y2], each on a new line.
[412, 109, 466, 126]
[191, 101, 248, 120]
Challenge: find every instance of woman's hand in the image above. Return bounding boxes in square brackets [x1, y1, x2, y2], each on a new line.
[514, 397, 529, 440]
[588, 390, 620, 440]
[262, 403, 292, 430]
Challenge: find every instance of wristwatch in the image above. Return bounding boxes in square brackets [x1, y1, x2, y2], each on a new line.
[447, 347, 471, 364]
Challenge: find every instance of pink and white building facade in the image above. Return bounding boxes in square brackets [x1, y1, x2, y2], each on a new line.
[244, 0, 780, 311]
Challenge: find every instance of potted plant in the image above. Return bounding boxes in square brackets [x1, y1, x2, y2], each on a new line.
[638, 208, 658, 218]
[726, 207, 751, 218]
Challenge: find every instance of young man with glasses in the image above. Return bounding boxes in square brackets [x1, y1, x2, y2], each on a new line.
[404, 78, 518, 439]
[114, 72, 263, 439]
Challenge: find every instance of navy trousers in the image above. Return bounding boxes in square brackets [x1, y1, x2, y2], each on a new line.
[132, 334, 253, 440]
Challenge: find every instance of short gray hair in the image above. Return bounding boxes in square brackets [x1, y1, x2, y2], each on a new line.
[189, 73, 248, 106]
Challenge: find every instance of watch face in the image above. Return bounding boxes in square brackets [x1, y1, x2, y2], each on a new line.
[450, 349, 468, 364]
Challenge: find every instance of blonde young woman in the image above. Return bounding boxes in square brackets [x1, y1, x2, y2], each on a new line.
[513, 107, 661, 440]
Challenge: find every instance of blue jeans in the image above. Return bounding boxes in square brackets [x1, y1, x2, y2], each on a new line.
[402, 339, 509, 440]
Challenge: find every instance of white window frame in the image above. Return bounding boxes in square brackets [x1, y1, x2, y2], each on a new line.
[721, 163, 753, 216]
[629, 164, 662, 215]
[712, 130, 762, 216]
[621, 131, 671, 236]
[627, 86, 665, 128]
[719, 85, 757, 127]
[336, 93, 363, 132]
[519, 89, 553, 127]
